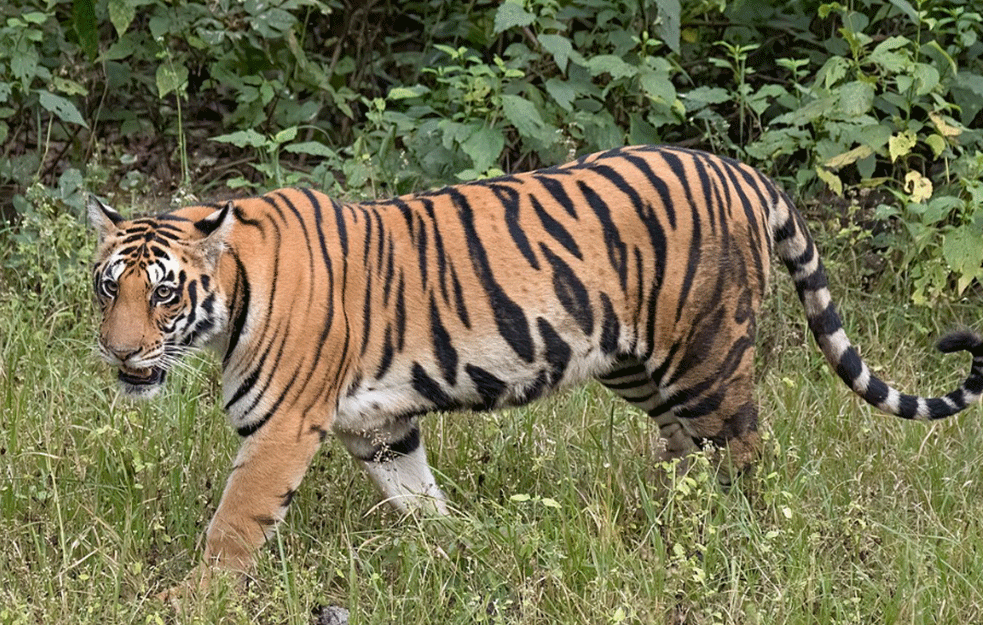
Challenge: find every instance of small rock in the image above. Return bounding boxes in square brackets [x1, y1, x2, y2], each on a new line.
[313, 605, 350, 625]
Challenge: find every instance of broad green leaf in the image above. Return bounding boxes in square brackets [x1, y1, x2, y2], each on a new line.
[887, 0, 918, 23]
[639, 69, 676, 106]
[652, 0, 681, 53]
[925, 134, 947, 158]
[23, 12, 48, 24]
[211, 129, 267, 148]
[501, 94, 555, 143]
[587, 55, 637, 80]
[461, 125, 504, 174]
[837, 81, 874, 116]
[38, 90, 88, 127]
[912, 63, 940, 96]
[11, 49, 39, 87]
[284, 142, 337, 158]
[387, 86, 429, 100]
[870, 37, 910, 73]
[273, 126, 298, 145]
[545, 77, 577, 111]
[108, 0, 135, 37]
[680, 86, 729, 112]
[494, 2, 535, 34]
[943, 227, 983, 294]
[889, 130, 917, 162]
[155, 63, 188, 99]
[538, 34, 572, 73]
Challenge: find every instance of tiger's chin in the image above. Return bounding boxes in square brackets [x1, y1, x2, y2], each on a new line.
[117, 366, 167, 399]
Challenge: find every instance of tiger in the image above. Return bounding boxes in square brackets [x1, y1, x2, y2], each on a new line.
[89, 144, 983, 594]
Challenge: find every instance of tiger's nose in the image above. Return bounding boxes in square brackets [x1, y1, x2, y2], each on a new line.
[104, 342, 141, 364]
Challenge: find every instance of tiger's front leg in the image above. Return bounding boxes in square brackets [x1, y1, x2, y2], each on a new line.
[334, 418, 449, 515]
[160, 415, 324, 602]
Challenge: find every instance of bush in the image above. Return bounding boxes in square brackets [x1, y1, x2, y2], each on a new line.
[1, 0, 981, 301]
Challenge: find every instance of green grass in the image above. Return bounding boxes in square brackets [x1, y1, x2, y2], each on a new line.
[3, 233, 983, 625]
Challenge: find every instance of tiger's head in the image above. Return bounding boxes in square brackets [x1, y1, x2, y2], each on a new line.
[88, 196, 234, 398]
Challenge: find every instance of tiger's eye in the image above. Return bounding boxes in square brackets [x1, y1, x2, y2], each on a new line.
[102, 278, 118, 297]
[154, 284, 174, 302]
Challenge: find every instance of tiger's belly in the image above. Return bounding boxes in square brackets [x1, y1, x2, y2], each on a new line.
[333, 343, 618, 433]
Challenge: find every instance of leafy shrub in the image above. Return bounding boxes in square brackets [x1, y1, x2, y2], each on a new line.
[1, 0, 981, 302]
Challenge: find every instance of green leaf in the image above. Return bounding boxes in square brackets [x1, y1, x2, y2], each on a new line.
[72, 0, 98, 62]
[887, 0, 918, 23]
[824, 145, 873, 170]
[943, 226, 983, 294]
[494, 2, 535, 34]
[211, 129, 268, 149]
[38, 90, 88, 127]
[870, 37, 910, 73]
[155, 63, 188, 99]
[545, 77, 577, 111]
[888, 130, 916, 162]
[273, 126, 298, 145]
[387, 86, 429, 100]
[837, 81, 874, 116]
[652, 0, 681, 53]
[108, 0, 136, 38]
[925, 134, 947, 158]
[538, 34, 572, 74]
[912, 63, 940, 96]
[10, 49, 39, 88]
[586, 55, 637, 80]
[461, 125, 504, 174]
[284, 142, 337, 158]
[501, 94, 555, 144]
[816, 166, 843, 196]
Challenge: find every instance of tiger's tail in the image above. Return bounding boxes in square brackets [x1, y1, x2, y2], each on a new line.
[770, 191, 983, 420]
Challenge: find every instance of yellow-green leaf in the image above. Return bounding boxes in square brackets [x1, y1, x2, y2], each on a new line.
[904, 171, 933, 203]
[888, 130, 917, 162]
[816, 167, 843, 196]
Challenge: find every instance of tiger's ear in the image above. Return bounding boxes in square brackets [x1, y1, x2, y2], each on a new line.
[87, 195, 123, 244]
[194, 201, 236, 269]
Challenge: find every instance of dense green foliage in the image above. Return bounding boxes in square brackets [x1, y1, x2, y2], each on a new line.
[1, 0, 982, 301]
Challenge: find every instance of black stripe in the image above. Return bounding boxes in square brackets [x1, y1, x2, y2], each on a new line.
[411, 363, 456, 409]
[452, 188, 534, 362]
[537, 317, 571, 385]
[531, 194, 581, 259]
[430, 294, 458, 385]
[224, 254, 250, 363]
[450, 264, 471, 329]
[540, 244, 594, 336]
[494, 184, 540, 269]
[466, 364, 507, 410]
[536, 174, 579, 218]
[599, 292, 620, 354]
[585, 166, 632, 291]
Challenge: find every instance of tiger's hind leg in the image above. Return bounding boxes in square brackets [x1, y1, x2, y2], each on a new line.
[334, 418, 449, 515]
[597, 356, 698, 463]
[598, 353, 761, 487]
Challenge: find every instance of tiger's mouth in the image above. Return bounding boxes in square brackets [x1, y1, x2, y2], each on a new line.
[118, 365, 166, 389]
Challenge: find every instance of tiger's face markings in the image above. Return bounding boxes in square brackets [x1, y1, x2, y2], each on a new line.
[88, 196, 232, 398]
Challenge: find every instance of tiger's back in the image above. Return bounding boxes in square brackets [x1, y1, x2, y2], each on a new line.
[88, 145, 983, 588]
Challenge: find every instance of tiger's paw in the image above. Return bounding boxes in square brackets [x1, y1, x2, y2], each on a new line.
[153, 563, 243, 609]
